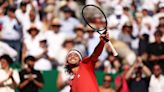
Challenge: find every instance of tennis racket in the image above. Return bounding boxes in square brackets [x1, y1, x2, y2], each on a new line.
[82, 4, 118, 56]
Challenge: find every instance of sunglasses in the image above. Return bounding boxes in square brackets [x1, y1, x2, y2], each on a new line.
[103, 79, 112, 82]
[52, 25, 61, 27]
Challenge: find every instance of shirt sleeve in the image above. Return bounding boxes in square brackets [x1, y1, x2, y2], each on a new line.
[35, 71, 44, 83]
[1, 42, 17, 57]
[13, 70, 20, 85]
[19, 71, 25, 82]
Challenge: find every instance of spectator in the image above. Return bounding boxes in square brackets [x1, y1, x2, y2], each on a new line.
[149, 64, 164, 92]
[56, 65, 71, 92]
[157, 22, 164, 42]
[57, 39, 75, 66]
[153, 3, 164, 27]
[22, 26, 42, 60]
[19, 56, 44, 92]
[73, 24, 87, 57]
[0, 54, 20, 92]
[104, 55, 121, 74]
[0, 6, 22, 61]
[45, 18, 67, 67]
[108, 5, 129, 32]
[146, 31, 164, 71]
[126, 57, 151, 92]
[132, 12, 149, 54]
[34, 38, 52, 71]
[118, 22, 133, 48]
[99, 74, 115, 92]
[15, 1, 29, 28]
[60, 6, 80, 37]
[141, 5, 155, 33]
[114, 63, 130, 92]
[22, 9, 42, 38]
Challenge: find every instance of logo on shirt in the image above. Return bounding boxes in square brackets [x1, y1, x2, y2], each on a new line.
[77, 74, 80, 78]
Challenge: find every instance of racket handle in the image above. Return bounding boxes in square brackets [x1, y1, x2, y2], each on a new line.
[108, 41, 118, 56]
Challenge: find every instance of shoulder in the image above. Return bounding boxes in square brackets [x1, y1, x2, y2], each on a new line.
[81, 56, 90, 63]
[33, 70, 42, 75]
[19, 69, 27, 73]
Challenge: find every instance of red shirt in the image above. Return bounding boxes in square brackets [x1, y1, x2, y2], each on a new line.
[115, 75, 129, 92]
[70, 41, 105, 92]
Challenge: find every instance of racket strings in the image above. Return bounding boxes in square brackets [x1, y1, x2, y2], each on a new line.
[82, 5, 107, 32]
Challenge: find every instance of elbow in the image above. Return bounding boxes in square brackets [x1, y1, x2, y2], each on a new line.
[39, 83, 44, 89]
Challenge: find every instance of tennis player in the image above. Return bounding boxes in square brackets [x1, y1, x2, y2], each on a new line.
[65, 32, 109, 92]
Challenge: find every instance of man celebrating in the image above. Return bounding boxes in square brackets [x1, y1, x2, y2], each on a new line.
[65, 32, 109, 92]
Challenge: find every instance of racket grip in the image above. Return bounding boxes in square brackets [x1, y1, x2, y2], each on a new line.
[108, 41, 118, 56]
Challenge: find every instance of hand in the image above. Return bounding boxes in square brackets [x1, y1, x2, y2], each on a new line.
[100, 32, 109, 42]
[8, 71, 13, 79]
[150, 55, 159, 61]
[27, 74, 34, 82]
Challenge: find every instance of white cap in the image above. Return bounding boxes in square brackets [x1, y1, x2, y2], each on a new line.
[114, 5, 123, 15]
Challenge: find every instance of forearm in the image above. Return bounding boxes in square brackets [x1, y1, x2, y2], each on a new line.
[33, 80, 43, 88]
[142, 65, 151, 77]
[159, 55, 164, 60]
[19, 80, 29, 89]
[126, 66, 135, 79]
[90, 40, 105, 61]
[11, 77, 18, 88]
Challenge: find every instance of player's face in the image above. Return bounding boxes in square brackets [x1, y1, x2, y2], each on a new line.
[67, 52, 81, 65]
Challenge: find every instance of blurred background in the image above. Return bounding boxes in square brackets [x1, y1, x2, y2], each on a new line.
[0, 0, 164, 92]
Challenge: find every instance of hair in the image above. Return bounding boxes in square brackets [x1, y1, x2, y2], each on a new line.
[24, 56, 36, 63]
[65, 64, 73, 74]
[0, 54, 13, 64]
[154, 30, 163, 37]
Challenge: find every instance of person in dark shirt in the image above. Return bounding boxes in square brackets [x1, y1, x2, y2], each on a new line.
[19, 56, 44, 92]
[146, 30, 164, 71]
[126, 57, 151, 92]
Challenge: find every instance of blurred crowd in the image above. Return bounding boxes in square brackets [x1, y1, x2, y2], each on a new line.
[0, 0, 164, 92]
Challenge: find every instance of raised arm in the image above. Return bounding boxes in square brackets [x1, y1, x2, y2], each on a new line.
[90, 33, 109, 62]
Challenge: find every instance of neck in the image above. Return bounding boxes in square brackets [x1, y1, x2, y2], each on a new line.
[4, 66, 10, 71]
[155, 75, 161, 79]
[72, 66, 79, 74]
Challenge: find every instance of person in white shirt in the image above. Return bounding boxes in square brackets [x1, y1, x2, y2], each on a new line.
[149, 64, 164, 92]
[131, 12, 149, 53]
[107, 5, 129, 39]
[34, 38, 52, 71]
[0, 54, 20, 92]
[45, 18, 67, 67]
[56, 66, 71, 92]
[21, 9, 42, 38]
[0, 6, 22, 62]
[108, 5, 129, 30]
[23, 26, 42, 57]
[15, 1, 29, 32]
[153, 3, 164, 27]
[60, 6, 80, 37]
[0, 41, 17, 58]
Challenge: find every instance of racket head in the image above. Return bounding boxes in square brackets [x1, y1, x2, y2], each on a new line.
[82, 5, 108, 34]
